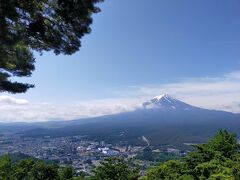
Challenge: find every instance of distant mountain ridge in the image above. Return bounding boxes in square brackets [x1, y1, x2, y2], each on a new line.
[8, 95, 240, 149]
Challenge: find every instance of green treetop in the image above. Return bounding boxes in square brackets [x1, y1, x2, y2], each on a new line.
[91, 157, 140, 180]
[142, 130, 240, 180]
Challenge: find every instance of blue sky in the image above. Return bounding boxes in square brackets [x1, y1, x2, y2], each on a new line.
[1, 0, 240, 122]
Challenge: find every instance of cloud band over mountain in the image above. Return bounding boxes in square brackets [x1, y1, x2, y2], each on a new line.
[1, 70, 240, 122]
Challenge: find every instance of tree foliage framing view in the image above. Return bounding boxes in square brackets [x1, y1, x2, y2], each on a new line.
[0, 0, 103, 93]
[142, 130, 240, 180]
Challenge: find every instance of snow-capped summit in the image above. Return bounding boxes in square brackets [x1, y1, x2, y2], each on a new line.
[142, 94, 194, 110]
[152, 94, 170, 101]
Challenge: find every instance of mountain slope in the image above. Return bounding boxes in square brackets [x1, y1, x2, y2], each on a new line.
[23, 95, 240, 148]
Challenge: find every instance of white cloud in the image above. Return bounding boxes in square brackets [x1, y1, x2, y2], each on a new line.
[0, 96, 29, 105]
[0, 71, 240, 122]
[127, 71, 240, 113]
[0, 97, 141, 122]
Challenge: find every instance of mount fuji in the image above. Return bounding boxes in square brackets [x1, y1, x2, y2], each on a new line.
[23, 94, 240, 148]
[142, 94, 197, 110]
